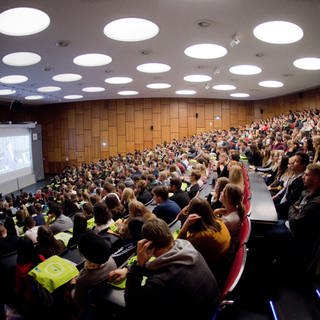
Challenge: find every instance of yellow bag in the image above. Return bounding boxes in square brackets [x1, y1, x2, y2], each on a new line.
[28, 255, 79, 293]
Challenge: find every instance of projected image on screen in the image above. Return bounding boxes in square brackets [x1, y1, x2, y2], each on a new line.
[0, 134, 32, 182]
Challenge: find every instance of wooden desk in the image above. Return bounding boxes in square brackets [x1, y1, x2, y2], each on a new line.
[248, 170, 278, 223]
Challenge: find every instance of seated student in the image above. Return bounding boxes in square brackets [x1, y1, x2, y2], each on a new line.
[47, 201, 73, 235]
[33, 203, 46, 226]
[24, 216, 40, 244]
[266, 163, 320, 275]
[116, 200, 156, 242]
[186, 169, 201, 199]
[168, 177, 190, 210]
[36, 225, 66, 258]
[152, 186, 181, 224]
[273, 152, 309, 219]
[92, 202, 114, 235]
[104, 193, 126, 221]
[206, 177, 230, 211]
[135, 180, 153, 205]
[0, 224, 19, 256]
[70, 231, 117, 315]
[178, 197, 231, 286]
[120, 187, 137, 216]
[15, 238, 45, 311]
[67, 212, 89, 248]
[215, 183, 245, 251]
[109, 218, 220, 320]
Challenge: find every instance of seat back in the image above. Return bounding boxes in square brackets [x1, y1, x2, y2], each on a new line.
[238, 216, 251, 246]
[220, 244, 247, 299]
[0, 251, 18, 296]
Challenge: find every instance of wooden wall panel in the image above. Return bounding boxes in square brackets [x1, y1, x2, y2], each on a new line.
[4, 89, 320, 173]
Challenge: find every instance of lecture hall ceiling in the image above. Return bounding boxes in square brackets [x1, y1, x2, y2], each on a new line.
[0, 0, 319, 106]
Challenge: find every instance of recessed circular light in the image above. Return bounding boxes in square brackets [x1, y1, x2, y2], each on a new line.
[184, 43, 227, 59]
[118, 90, 139, 96]
[25, 95, 43, 100]
[52, 73, 82, 82]
[0, 7, 50, 36]
[230, 93, 250, 98]
[37, 86, 61, 92]
[175, 90, 197, 95]
[0, 89, 16, 95]
[73, 53, 112, 67]
[212, 84, 236, 91]
[137, 63, 171, 73]
[104, 18, 159, 42]
[253, 21, 303, 44]
[0, 75, 28, 84]
[2, 52, 41, 66]
[259, 80, 284, 88]
[104, 77, 133, 84]
[146, 83, 171, 89]
[293, 57, 320, 70]
[184, 74, 212, 82]
[64, 95, 83, 99]
[229, 65, 262, 75]
[82, 87, 106, 92]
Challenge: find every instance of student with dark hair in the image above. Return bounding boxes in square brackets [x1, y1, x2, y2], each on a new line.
[168, 177, 190, 209]
[33, 203, 46, 226]
[67, 212, 89, 248]
[15, 238, 45, 309]
[109, 218, 220, 320]
[92, 202, 113, 235]
[36, 225, 65, 258]
[135, 179, 153, 205]
[47, 201, 73, 235]
[274, 151, 309, 219]
[152, 186, 180, 224]
[0, 224, 19, 256]
[186, 170, 201, 199]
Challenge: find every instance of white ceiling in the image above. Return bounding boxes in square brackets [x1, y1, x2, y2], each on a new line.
[0, 0, 320, 106]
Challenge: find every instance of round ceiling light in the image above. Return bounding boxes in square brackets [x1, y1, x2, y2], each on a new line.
[82, 87, 106, 92]
[37, 86, 61, 92]
[259, 80, 284, 88]
[212, 84, 236, 91]
[230, 93, 250, 98]
[146, 83, 171, 89]
[184, 74, 212, 82]
[73, 53, 112, 67]
[104, 77, 133, 84]
[2, 52, 41, 66]
[0, 7, 50, 36]
[0, 75, 28, 84]
[293, 57, 320, 70]
[25, 95, 43, 100]
[229, 65, 262, 75]
[253, 21, 303, 44]
[175, 90, 197, 95]
[52, 73, 82, 82]
[104, 18, 159, 42]
[184, 43, 227, 59]
[64, 95, 83, 99]
[118, 90, 139, 96]
[0, 89, 16, 95]
[137, 63, 171, 73]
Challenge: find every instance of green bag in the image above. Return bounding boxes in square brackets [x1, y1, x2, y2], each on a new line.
[28, 255, 79, 293]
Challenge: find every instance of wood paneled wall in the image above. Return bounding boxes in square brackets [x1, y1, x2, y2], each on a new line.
[0, 98, 253, 172]
[1, 87, 320, 173]
[253, 87, 320, 121]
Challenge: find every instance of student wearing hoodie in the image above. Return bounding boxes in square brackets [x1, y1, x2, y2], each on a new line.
[109, 218, 220, 320]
